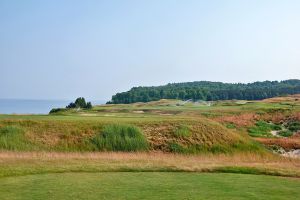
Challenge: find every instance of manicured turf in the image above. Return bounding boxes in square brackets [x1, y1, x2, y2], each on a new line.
[0, 172, 299, 200]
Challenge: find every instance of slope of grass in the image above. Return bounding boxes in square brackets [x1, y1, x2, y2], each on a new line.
[0, 172, 299, 200]
[0, 116, 264, 154]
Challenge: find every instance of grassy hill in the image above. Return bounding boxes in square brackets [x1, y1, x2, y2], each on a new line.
[0, 112, 260, 154]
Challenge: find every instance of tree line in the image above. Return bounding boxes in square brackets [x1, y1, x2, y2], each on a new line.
[107, 79, 300, 104]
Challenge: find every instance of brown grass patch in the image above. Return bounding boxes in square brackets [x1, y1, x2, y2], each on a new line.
[262, 94, 300, 103]
[255, 136, 300, 150]
[0, 151, 299, 178]
[215, 113, 258, 127]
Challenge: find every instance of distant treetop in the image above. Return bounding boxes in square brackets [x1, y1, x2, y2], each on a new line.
[66, 97, 92, 109]
[107, 79, 300, 104]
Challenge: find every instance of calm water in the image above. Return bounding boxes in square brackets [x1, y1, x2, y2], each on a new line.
[0, 99, 106, 114]
[0, 99, 71, 114]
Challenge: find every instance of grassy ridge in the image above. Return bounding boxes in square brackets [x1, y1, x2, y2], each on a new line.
[0, 96, 299, 153]
[0, 117, 263, 154]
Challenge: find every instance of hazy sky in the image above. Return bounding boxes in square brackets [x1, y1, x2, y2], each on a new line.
[1, 0, 300, 100]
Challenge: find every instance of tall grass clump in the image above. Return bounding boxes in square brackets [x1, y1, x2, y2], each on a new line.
[173, 125, 191, 138]
[91, 124, 149, 152]
[0, 126, 30, 150]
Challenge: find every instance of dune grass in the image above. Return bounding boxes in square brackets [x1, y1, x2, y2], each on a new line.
[173, 125, 191, 138]
[91, 124, 149, 151]
[0, 116, 264, 154]
[0, 126, 32, 151]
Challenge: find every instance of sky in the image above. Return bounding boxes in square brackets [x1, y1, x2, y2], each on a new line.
[1, 0, 300, 101]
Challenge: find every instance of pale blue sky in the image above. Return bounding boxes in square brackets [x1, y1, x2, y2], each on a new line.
[1, 0, 300, 100]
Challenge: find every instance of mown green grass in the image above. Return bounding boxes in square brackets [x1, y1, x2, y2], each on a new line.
[0, 172, 299, 200]
[91, 124, 149, 151]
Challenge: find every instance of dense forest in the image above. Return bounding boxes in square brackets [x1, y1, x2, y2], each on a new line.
[107, 79, 300, 104]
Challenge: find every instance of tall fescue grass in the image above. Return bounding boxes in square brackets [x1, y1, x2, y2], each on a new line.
[91, 124, 149, 152]
[0, 126, 31, 150]
[168, 141, 263, 154]
[173, 125, 191, 138]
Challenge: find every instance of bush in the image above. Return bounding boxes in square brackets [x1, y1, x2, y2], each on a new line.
[49, 108, 66, 114]
[173, 125, 191, 138]
[66, 102, 76, 109]
[278, 130, 293, 137]
[287, 121, 300, 132]
[91, 124, 148, 151]
[66, 97, 93, 109]
[86, 102, 92, 109]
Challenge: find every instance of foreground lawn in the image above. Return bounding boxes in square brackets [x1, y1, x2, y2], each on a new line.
[0, 172, 299, 200]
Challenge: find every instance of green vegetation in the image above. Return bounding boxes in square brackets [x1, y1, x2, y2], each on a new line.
[1, 94, 299, 153]
[49, 108, 67, 114]
[173, 125, 191, 138]
[287, 121, 300, 132]
[0, 114, 262, 154]
[168, 142, 262, 154]
[1, 89, 300, 199]
[66, 97, 92, 109]
[91, 124, 149, 151]
[248, 121, 282, 137]
[0, 126, 31, 150]
[108, 79, 300, 103]
[278, 130, 293, 137]
[50, 97, 92, 114]
[0, 172, 299, 200]
[226, 123, 236, 129]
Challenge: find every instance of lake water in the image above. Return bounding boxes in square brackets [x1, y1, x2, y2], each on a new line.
[0, 99, 105, 114]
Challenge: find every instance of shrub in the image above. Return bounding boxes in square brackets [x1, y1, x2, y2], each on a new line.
[66, 97, 93, 109]
[278, 130, 293, 137]
[91, 124, 148, 151]
[49, 108, 66, 114]
[287, 121, 300, 132]
[85, 102, 92, 109]
[173, 125, 191, 138]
